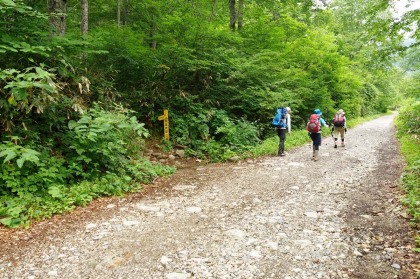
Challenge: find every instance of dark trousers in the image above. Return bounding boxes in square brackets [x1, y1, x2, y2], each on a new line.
[276, 128, 287, 155]
[310, 133, 321, 150]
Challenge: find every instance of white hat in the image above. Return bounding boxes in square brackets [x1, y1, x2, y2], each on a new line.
[286, 107, 291, 112]
[338, 109, 345, 114]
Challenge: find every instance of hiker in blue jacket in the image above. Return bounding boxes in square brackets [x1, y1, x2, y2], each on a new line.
[308, 109, 328, 161]
[275, 107, 292, 157]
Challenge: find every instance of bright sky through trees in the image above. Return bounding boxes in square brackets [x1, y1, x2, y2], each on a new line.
[393, 0, 420, 18]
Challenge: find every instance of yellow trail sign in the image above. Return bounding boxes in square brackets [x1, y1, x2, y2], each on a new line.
[158, 109, 169, 140]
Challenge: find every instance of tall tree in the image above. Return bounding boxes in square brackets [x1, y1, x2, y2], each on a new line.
[123, 0, 129, 26]
[149, 15, 157, 49]
[229, 0, 236, 31]
[48, 0, 67, 36]
[117, 0, 121, 27]
[229, 0, 244, 31]
[80, 0, 89, 35]
[237, 0, 244, 30]
[209, 0, 217, 21]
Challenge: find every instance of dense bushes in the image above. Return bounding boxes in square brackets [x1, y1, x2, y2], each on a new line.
[395, 101, 420, 241]
[170, 108, 260, 161]
[397, 102, 420, 136]
[0, 106, 174, 227]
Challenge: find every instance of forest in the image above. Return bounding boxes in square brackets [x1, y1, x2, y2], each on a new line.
[0, 0, 419, 246]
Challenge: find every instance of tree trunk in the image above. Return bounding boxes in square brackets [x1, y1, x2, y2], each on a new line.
[117, 0, 121, 27]
[229, 0, 236, 31]
[237, 0, 243, 31]
[122, 0, 128, 26]
[80, 0, 88, 35]
[209, 0, 216, 21]
[48, 0, 67, 36]
[149, 15, 157, 49]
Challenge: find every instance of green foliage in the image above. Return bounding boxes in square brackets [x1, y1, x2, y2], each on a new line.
[0, 160, 175, 228]
[64, 104, 149, 178]
[396, 101, 420, 137]
[170, 108, 259, 161]
[398, 135, 420, 223]
[249, 129, 313, 157]
[0, 104, 174, 227]
[395, 101, 420, 241]
[0, 0, 416, 229]
[0, 140, 68, 197]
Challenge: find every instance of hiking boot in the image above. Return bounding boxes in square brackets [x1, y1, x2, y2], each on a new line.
[334, 144, 337, 148]
[313, 150, 319, 161]
[279, 153, 286, 157]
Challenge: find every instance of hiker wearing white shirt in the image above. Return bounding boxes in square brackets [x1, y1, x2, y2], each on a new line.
[332, 109, 347, 148]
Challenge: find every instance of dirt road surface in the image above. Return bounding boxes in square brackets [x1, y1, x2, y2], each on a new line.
[0, 114, 418, 279]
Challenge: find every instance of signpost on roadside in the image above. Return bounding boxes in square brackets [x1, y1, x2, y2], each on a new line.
[158, 109, 169, 140]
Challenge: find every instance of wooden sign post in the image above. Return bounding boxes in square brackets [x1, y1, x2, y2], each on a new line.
[158, 109, 169, 140]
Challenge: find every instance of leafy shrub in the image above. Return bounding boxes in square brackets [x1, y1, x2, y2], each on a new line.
[63, 104, 149, 178]
[395, 101, 420, 245]
[396, 101, 420, 137]
[0, 141, 69, 197]
[214, 117, 260, 149]
[170, 108, 260, 161]
[0, 104, 175, 227]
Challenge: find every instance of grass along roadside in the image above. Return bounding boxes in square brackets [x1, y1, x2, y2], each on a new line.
[394, 102, 420, 251]
[398, 134, 420, 233]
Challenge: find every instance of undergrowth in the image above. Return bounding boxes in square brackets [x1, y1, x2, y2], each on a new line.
[0, 105, 175, 228]
[395, 101, 420, 251]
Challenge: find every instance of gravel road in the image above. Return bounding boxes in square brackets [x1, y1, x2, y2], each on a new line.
[0, 113, 418, 279]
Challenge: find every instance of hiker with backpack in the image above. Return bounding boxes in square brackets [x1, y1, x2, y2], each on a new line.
[307, 109, 329, 161]
[332, 109, 347, 148]
[272, 106, 292, 157]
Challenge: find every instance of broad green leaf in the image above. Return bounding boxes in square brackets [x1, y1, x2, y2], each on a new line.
[12, 88, 28, 101]
[16, 158, 25, 168]
[1, 0, 16, 7]
[68, 120, 78, 129]
[0, 149, 17, 163]
[48, 186, 63, 198]
[7, 205, 24, 217]
[0, 45, 18, 52]
[0, 218, 14, 227]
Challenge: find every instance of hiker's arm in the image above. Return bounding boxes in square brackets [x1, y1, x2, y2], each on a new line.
[287, 114, 291, 134]
[321, 118, 328, 128]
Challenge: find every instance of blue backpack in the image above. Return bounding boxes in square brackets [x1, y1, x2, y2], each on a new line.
[272, 107, 288, 128]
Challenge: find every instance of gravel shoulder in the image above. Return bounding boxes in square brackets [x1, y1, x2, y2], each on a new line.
[0, 113, 418, 279]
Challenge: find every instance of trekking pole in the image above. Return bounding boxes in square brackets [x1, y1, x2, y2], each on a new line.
[330, 125, 334, 138]
[329, 120, 335, 142]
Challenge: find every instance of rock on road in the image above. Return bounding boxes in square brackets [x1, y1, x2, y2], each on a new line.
[0, 114, 418, 279]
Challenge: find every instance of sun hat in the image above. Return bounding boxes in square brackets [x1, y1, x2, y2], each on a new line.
[286, 107, 291, 112]
[338, 109, 345, 114]
[314, 109, 322, 116]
